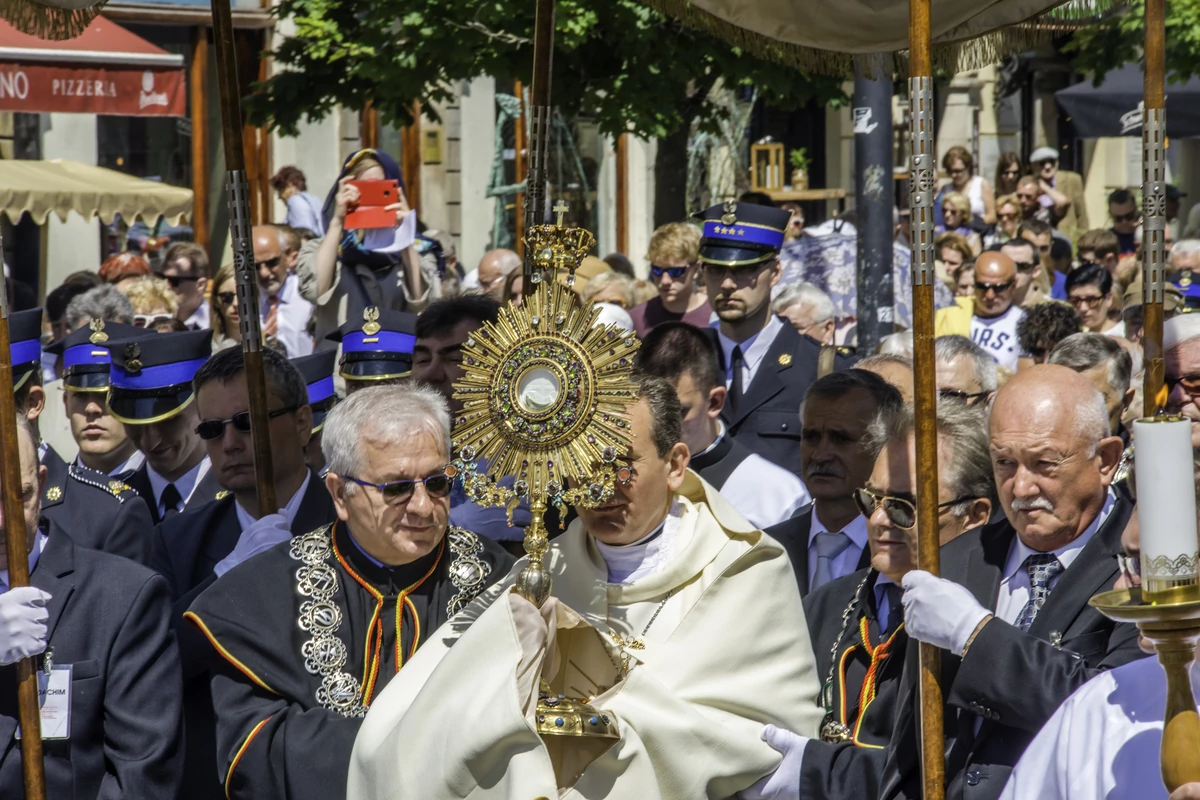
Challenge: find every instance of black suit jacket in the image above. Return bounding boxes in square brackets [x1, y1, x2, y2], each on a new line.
[39, 446, 155, 564]
[720, 322, 854, 476]
[0, 526, 183, 799]
[149, 472, 337, 800]
[878, 493, 1148, 800]
[765, 507, 871, 597]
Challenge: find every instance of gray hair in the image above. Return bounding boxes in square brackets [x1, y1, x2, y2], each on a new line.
[1171, 239, 1200, 263]
[802, 369, 904, 428]
[876, 332, 914, 358]
[66, 284, 134, 328]
[581, 272, 635, 308]
[865, 402, 997, 517]
[935, 335, 998, 392]
[857, 353, 913, 371]
[771, 282, 835, 323]
[1165, 314, 1200, 353]
[1047, 333, 1132, 406]
[1075, 388, 1112, 454]
[322, 384, 452, 480]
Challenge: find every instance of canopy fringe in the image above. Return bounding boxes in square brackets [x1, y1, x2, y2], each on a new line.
[0, 0, 105, 41]
[643, 0, 1133, 78]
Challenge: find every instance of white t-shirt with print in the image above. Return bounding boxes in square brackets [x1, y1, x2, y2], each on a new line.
[970, 304, 1025, 371]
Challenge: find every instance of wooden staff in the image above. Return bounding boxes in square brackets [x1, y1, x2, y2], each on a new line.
[522, 0, 556, 276]
[0, 279, 45, 798]
[210, 0, 277, 514]
[1142, 0, 1166, 414]
[907, 0, 945, 796]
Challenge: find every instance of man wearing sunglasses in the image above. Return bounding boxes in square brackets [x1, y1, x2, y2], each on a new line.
[254, 224, 314, 358]
[161, 242, 211, 331]
[187, 384, 512, 800]
[149, 346, 337, 800]
[628, 222, 712, 338]
[935, 251, 1026, 372]
[1107, 188, 1140, 257]
[752, 401, 995, 799]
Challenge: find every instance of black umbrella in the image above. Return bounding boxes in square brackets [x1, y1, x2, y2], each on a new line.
[1057, 62, 1200, 139]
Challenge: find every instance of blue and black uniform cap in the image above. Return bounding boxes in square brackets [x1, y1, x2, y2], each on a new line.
[693, 200, 791, 268]
[105, 328, 213, 424]
[45, 321, 149, 392]
[8, 307, 43, 392]
[325, 306, 417, 382]
[291, 349, 338, 432]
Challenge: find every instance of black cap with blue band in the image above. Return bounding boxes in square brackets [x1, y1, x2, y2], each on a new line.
[45, 321, 149, 392]
[291, 349, 338, 432]
[105, 328, 213, 424]
[694, 200, 791, 268]
[9, 307, 43, 392]
[326, 306, 418, 382]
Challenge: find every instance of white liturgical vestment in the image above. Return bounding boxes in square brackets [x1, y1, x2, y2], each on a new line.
[347, 472, 823, 799]
[999, 655, 1198, 800]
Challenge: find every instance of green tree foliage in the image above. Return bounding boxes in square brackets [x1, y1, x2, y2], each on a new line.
[247, 0, 846, 139]
[1066, 0, 1200, 83]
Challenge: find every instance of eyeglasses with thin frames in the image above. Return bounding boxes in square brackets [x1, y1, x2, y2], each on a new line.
[1166, 373, 1200, 400]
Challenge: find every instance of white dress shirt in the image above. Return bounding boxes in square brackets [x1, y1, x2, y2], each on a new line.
[695, 423, 811, 529]
[147, 457, 210, 518]
[75, 450, 145, 477]
[260, 273, 315, 358]
[234, 470, 311, 533]
[806, 510, 869, 590]
[183, 300, 211, 332]
[0, 530, 47, 592]
[994, 490, 1116, 624]
[715, 314, 785, 390]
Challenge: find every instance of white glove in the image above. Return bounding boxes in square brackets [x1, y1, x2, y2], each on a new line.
[738, 724, 809, 800]
[0, 587, 51, 666]
[215, 513, 290, 577]
[901, 570, 990, 655]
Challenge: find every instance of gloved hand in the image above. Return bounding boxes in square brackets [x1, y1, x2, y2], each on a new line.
[737, 724, 809, 800]
[0, 587, 52, 666]
[901, 570, 991, 655]
[215, 513, 290, 577]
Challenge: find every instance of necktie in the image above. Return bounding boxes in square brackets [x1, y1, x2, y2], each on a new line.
[161, 483, 182, 519]
[1014, 553, 1063, 632]
[728, 345, 746, 418]
[812, 530, 851, 590]
[884, 583, 905, 634]
[263, 295, 280, 339]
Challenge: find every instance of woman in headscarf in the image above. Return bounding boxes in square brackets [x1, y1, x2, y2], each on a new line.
[296, 149, 435, 342]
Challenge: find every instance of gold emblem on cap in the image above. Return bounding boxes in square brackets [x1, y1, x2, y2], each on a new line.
[778, 353, 793, 367]
[721, 199, 737, 226]
[362, 306, 381, 336]
[109, 480, 130, 495]
[44, 486, 62, 502]
[88, 318, 108, 344]
[1182, 270, 1193, 288]
[124, 342, 143, 374]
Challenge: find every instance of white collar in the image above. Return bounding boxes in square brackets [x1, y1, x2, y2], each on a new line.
[715, 314, 785, 379]
[184, 301, 210, 330]
[808, 509, 870, 551]
[75, 450, 145, 477]
[592, 500, 682, 585]
[235, 470, 312, 532]
[0, 530, 47, 593]
[147, 456, 210, 507]
[1003, 489, 1117, 581]
[261, 272, 299, 303]
[694, 421, 727, 459]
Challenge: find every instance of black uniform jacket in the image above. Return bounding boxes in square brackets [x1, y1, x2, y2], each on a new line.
[765, 507, 871, 597]
[719, 323, 854, 476]
[877, 493, 1148, 800]
[0, 525, 183, 799]
[40, 445, 155, 564]
[186, 521, 515, 800]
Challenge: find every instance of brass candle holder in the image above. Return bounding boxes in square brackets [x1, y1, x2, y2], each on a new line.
[1090, 585, 1200, 791]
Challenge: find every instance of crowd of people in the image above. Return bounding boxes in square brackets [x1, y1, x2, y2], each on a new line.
[0, 145, 1196, 800]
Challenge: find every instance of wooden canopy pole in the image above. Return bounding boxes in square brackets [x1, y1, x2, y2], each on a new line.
[210, 0, 277, 514]
[908, 0, 945, 797]
[522, 0, 555, 276]
[1142, 0, 1166, 414]
[0, 278, 45, 799]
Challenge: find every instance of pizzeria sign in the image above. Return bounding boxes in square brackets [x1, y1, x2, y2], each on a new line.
[0, 64, 185, 116]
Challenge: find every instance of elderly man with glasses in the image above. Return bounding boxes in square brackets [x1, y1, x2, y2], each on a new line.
[185, 383, 513, 800]
[253, 224, 314, 358]
[935, 251, 1027, 371]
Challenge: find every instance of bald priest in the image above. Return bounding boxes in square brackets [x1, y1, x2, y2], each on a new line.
[347, 374, 823, 798]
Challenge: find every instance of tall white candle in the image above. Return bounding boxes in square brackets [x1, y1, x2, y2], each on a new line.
[1133, 417, 1200, 597]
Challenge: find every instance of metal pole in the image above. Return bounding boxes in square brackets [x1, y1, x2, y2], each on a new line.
[522, 0, 555, 276]
[908, 0, 945, 797]
[0, 278, 46, 799]
[211, 0, 277, 514]
[854, 56, 895, 354]
[1142, 0, 1166, 415]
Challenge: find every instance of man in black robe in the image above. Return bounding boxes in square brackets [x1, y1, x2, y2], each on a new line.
[186, 383, 513, 799]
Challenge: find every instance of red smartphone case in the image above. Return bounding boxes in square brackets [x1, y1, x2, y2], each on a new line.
[345, 179, 399, 229]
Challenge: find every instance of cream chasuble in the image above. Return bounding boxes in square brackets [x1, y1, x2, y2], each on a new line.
[347, 471, 823, 799]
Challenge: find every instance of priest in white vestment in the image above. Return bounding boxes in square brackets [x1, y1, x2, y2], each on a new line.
[347, 374, 823, 799]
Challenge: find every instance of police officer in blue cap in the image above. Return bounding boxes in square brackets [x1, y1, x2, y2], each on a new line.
[110, 329, 219, 523]
[326, 305, 418, 393]
[23, 315, 158, 563]
[698, 200, 854, 477]
[290, 349, 338, 476]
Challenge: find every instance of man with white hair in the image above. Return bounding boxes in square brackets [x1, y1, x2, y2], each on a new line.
[184, 384, 514, 800]
[1165, 314, 1200, 488]
[772, 282, 836, 344]
[935, 335, 998, 407]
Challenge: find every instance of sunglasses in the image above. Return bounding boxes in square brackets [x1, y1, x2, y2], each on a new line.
[997, 211, 1018, 221]
[256, 256, 282, 271]
[1166, 372, 1200, 400]
[159, 274, 200, 289]
[1112, 212, 1139, 224]
[134, 313, 174, 328]
[938, 388, 990, 404]
[195, 405, 298, 440]
[217, 291, 237, 306]
[975, 279, 1015, 294]
[650, 265, 690, 280]
[1014, 260, 1037, 273]
[853, 487, 976, 530]
[341, 470, 453, 505]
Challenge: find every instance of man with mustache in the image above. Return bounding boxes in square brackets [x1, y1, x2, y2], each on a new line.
[700, 201, 854, 476]
[766, 370, 903, 595]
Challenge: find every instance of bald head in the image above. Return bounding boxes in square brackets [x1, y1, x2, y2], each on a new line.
[990, 364, 1121, 551]
[477, 249, 521, 300]
[253, 224, 288, 296]
[973, 251, 1017, 319]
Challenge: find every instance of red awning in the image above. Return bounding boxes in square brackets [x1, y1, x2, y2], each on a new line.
[0, 15, 185, 117]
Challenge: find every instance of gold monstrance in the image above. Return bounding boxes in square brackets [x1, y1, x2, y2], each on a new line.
[449, 203, 638, 740]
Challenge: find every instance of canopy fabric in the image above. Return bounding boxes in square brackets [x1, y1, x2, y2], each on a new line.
[641, 0, 1128, 76]
[0, 158, 192, 225]
[1056, 63, 1200, 139]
